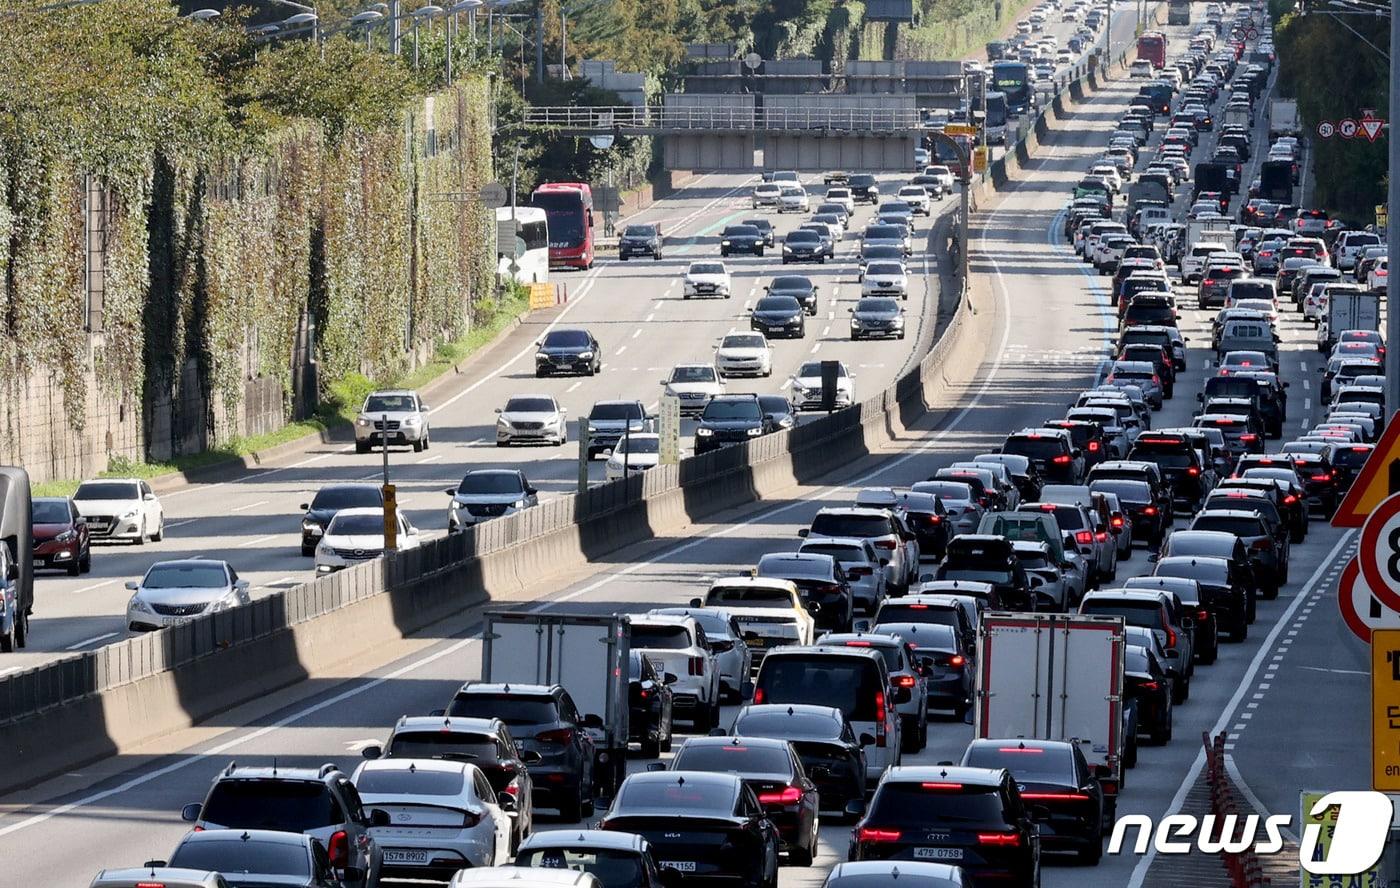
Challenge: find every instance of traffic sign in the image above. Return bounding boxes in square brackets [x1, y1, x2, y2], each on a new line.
[945, 123, 978, 136]
[659, 394, 681, 465]
[1360, 114, 1386, 143]
[1373, 629, 1400, 790]
[1359, 493, 1400, 613]
[1338, 557, 1400, 644]
[1340, 117, 1360, 139]
[479, 182, 508, 209]
[1333, 412, 1400, 526]
[1318, 120, 1336, 139]
[1377, 205, 1388, 229]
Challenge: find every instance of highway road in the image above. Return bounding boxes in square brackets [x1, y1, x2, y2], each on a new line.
[1, 4, 1372, 887]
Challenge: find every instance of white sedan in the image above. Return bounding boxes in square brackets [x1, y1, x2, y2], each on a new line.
[661, 363, 726, 416]
[860, 261, 909, 299]
[789, 359, 856, 411]
[125, 559, 250, 632]
[684, 261, 732, 299]
[896, 184, 932, 215]
[315, 506, 421, 574]
[752, 183, 782, 208]
[354, 758, 513, 874]
[605, 432, 663, 480]
[73, 477, 165, 543]
[714, 330, 774, 377]
[778, 185, 811, 213]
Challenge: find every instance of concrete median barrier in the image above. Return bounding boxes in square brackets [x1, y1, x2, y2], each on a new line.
[0, 62, 1125, 797]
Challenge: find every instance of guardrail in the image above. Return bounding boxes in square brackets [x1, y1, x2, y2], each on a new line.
[1204, 731, 1274, 888]
[523, 105, 929, 133]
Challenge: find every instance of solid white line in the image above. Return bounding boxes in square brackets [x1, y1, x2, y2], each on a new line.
[1297, 665, 1368, 676]
[415, 454, 443, 464]
[566, 380, 584, 393]
[70, 579, 117, 595]
[228, 500, 268, 513]
[237, 534, 278, 549]
[65, 632, 119, 651]
[1124, 528, 1356, 888]
[163, 519, 197, 529]
[1224, 754, 1300, 843]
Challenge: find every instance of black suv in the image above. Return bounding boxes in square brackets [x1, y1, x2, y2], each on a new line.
[695, 394, 773, 454]
[618, 223, 662, 260]
[300, 483, 383, 556]
[848, 174, 880, 204]
[849, 765, 1041, 885]
[962, 739, 1106, 863]
[767, 275, 819, 315]
[181, 763, 386, 888]
[1128, 433, 1209, 511]
[1003, 428, 1083, 483]
[720, 224, 765, 257]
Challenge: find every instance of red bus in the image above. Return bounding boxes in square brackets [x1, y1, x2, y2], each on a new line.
[530, 182, 596, 270]
[1136, 31, 1167, 69]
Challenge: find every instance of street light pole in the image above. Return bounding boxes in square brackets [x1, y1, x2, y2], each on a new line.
[535, 1, 545, 82]
[1389, 0, 1399, 411]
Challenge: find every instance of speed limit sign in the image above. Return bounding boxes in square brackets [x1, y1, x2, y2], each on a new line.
[1359, 493, 1400, 613]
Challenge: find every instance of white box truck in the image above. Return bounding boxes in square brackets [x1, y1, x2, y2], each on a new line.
[480, 611, 632, 798]
[1317, 286, 1382, 352]
[974, 612, 1129, 821]
[1269, 99, 1299, 138]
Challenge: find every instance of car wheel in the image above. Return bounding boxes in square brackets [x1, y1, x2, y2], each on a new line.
[558, 787, 584, 823]
[355, 440, 370, 454]
[0, 619, 12, 654]
[693, 701, 714, 733]
[301, 543, 315, 557]
[152, 515, 164, 543]
[422, 433, 430, 450]
[1172, 676, 1189, 705]
[412, 438, 424, 453]
[788, 843, 815, 868]
[80, 547, 92, 574]
[901, 716, 921, 753]
[14, 608, 26, 649]
[134, 518, 146, 546]
[1231, 620, 1248, 642]
[1078, 837, 1103, 865]
[68, 558, 81, 577]
[640, 731, 661, 758]
[1201, 636, 1218, 664]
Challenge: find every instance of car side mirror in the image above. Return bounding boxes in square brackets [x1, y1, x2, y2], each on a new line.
[521, 749, 543, 765]
[689, 597, 703, 608]
[498, 792, 518, 811]
[796, 528, 809, 538]
[494, 407, 503, 413]
[343, 867, 367, 883]
[124, 580, 139, 591]
[582, 713, 605, 730]
[429, 708, 447, 717]
[179, 803, 204, 824]
[844, 799, 867, 818]
[647, 761, 668, 772]
[664, 672, 679, 684]
[525, 487, 538, 496]
[892, 686, 912, 705]
[859, 731, 877, 746]
[300, 503, 310, 510]
[360, 742, 383, 760]
[444, 488, 456, 497]
[1283, 381, 1290, 388]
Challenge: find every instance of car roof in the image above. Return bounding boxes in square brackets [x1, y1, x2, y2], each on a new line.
[457, 682, 558, 697]
[518, 829, 649, 854]
[90, 869, 225, 888]
[883, 765, 1004, 786]
[392, 715, 502, 735]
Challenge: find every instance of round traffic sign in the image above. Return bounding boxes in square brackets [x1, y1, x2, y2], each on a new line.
[744, 52, 762, 71]
[1247, 27, 1258, 39]
[1230, 27, 1245, 40]
[1339, 117, 1359, 139]
[1359, 492, 1400, 613]
[479, 182, 508, 209]
[1317, 120, 1336, 139]
[1337, 556, 1400, 643]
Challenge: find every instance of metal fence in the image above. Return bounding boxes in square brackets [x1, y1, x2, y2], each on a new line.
[523, 105, 928, 133]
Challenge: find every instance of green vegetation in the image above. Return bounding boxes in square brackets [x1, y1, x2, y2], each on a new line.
[897, 0, 1034, 61]
[1271, 1, 1388, 220]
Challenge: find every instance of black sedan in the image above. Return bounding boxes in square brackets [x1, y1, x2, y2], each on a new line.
[750, 296, 806, 339]
[961, 738, 1106, 863]
[665, 736, 820, 866]
[782, 229, 826, 264]
[629, 650, 675, 758]
[299, 483, 383, 556]
[742, 217, 776, 247]
[601, 772, 781, 885]
[535, 328, 602, 377]
[767, 276, 819, 315]
[721, 224, 766, 257]
[619, 223, 663, 260]
[1124, 643, 1174, 745]
[730, 704, 868, 818]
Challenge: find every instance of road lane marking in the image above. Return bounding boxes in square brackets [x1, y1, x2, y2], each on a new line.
[229, 500, 268, 513]
[237, 534, 279, 549]
[1301, 379, 1309, 390]
[809, 343, 821, 353]
[163, 519, 197, 529]
[65, 633, 119, 651]
[70, 580, 117, 595]
[644, 312, 656, 323]
[566, 380, 584, 393]
[821, 325, 831, 337]
[1297, 665, 1367, 676]
[616, 345, 628, 355]
[415, 454, 442, 464]
[631, 329, 642, 339]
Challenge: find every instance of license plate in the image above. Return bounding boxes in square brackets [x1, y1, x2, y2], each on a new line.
[385, 849, 431, 864]
[914, 847, 964, 861]
[662, 861, 697, 873]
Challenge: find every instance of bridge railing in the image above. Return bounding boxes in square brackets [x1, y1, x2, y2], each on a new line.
[521, 105, 926, 132]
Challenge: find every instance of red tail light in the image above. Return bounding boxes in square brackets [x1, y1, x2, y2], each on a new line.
[1203, 278, 1215, 286]
[639, 688, 650, 699]
[922, 782, 965, 790]
[1075, 531, 1094, 545]
[928, 514, 943, 524]
[1166, 627, 1177, 647]
[503, 782, 519, 795]
[858, 828, 903, 843]
[1143, 506, 1157, 515]
[754, 687, 766, 704]
[1284, 494, 1297, 504]
[1186, 466, 1200, 476]
[1197, 608, 1210, 622]
[875, 691, 887, 747]
[689, 656, 705, 675]
[978, 832, 1023, 847]
[1101, 779, 1120, 796]
[758, 786, 804, 804]
[1140, 681, 1159, 691]
[1020, 792, 1090, 801]
[1052, 454, 1072, 464]
[948, 654, 966, 667]
[894, 674, 917, 688]
[1088, 441, 1101, 452]
[1111, 516, 1124, 528]
[1251, 538, 1271, 551]
[1239, 434, 1258, 443]
[1095, 531, 1109, 542]
[1312, 472, 1331, 481]
[328, 830, 350, 868]
[1152, 374, 1161, 384]
[875, 539, 898, 550]
[536, 728, 576, 744]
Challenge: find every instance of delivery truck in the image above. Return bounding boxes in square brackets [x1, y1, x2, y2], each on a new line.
[480, 611, 632, 799]
[1316, 285, 1381, 352]
[1269, 99, 1299, 139]
[974, 612, 1130, 822]
[0, 468, 32, 652]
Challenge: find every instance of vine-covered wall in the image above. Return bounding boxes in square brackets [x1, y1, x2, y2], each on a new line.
[0, 0, 495, 482]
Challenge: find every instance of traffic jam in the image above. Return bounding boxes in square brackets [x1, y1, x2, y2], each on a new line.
[85, 3, 1393, 888]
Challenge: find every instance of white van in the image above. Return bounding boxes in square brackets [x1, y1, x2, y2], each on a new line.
[1181, 241, 1229, 283]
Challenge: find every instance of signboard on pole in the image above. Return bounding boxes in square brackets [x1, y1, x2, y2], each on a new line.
[480, 182, 508, 208]
[659, 394, 681, 465]
[1331, 412, 1400, 527]
[944, 123, 978, 137]
[1373, 629, 1400, 791]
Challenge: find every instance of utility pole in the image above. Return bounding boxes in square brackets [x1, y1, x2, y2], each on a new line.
[1389, 0, 1399, 410]
[577, 418, 592, 493]
[560, 7, 567, 78]
[390, 0, 401, 54]
[380, 414, 398, 551]
[535, 2, 545, 83]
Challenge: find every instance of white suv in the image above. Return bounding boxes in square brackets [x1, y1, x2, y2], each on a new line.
[896, 185, 932, 215]
[628, 614, 722, 731]
[778, 185, 811, 213]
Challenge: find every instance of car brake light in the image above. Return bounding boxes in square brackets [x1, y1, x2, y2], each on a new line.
[1153, 374, 1161, 384]
[1053, 454, 1072, 464]
[1353, 446, 1371, 452]
[845, 640, 874, 647]
[1096, 531, 1109, 542]
[689, 656, 705, 675]
[978, 832, 1023, 846]
[754, 687, 766, 704]
[858, 828, 903, 843]
[949, 654, 966, 667]
[536, 728, 576, 744]
[1203, 278, 1215, 286]
[1239, 434, 1258, 443]
[639, 687, 650, 699]
[875, 691, 887, 746]
[922, 782, 964, 790]
[758, 786, 804, 804]
[1088, 440, 1100, 452]
[875, 539, 898, 550]
[1101, 779, 1120, 796]
[1143, 506, 1157, 515]
[136, 884, 168, 888]
[1166, 627, 1177, 647]
[1020, 792, 1090, 801]
[1075, 530, 1094, 545]
[1140, 681, 1159, 691]
[1111, 516, 1124, 528]
[502, 782, 519, 795]
[1312, 472, 1331, 481]
[894, 674, 917, 688]
[928, 514, 944, 524]
[328, 830, 350, 868]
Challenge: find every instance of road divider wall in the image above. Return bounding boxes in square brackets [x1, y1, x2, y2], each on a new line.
[0, 59, 1120, 797]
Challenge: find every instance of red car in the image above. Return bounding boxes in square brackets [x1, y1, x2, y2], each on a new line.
[32, 496, 91, 576]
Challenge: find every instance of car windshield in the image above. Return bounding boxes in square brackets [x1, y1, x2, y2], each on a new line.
[798, 361, 846, 378]
[617, 778, 735, 814]
[514, 848, 646, 888]
[757, 656, 881, 720]
[31, 500, 70, 523]
[1155, 558, 1228, 584]
[801, 543, 865, 564]
[723, 335, 768, 349]
[734, 709, 841, 741]
[673, 744, 792, 776]
[1081, 599, 1164, 629]
[866, 226, 904, 239]
[506, 397, 557, 413]
[310, 485, 380, 510]
[449, 694, 557, 726]
[542, 330, 590, 348]
[74, 481, 140, 500]
[756, 297, 801, 312]
[200, 781, 340, 830]
[357, 768, 465, 796]
[143, 563, 227, 589]
[770, 277, 813, 292]
[1089, 479, 1152, 503]
[623, 225, 656, 238]
[810, 514, 890, 538]
[590, 402, 642, 421]
[857, 299, 900, 313]
[724, 226, 759, 237]
[1004, 436, 1068, 459]
[632, 625, 693, 650]
[916, 482, 972, 501]
[703, 400, 762, 421]
[365, 394, 415, 412]
[1192, 515, 1266, 536]
[459, 473, 524, 495]
[326, 513, 385, 536]
[868, 783, 1008, 826]
[616, 436, 660, 455]
[876, 604, 956, 628]
[385, 731, 499, 762]
[867, 263, 904, 277]
[964, 744, 1075, 783]
[691, 263, 726, 275]
[787, 230, 819, 243]
[170, 838, 311, 877]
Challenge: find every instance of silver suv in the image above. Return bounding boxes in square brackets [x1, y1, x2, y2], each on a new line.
[180, 762, 386, 888]
[355, 390, 430, 454]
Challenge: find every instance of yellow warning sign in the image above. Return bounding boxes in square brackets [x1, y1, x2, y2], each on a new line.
[973, 146, 989, 172]
[944, 124, 978, 137]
